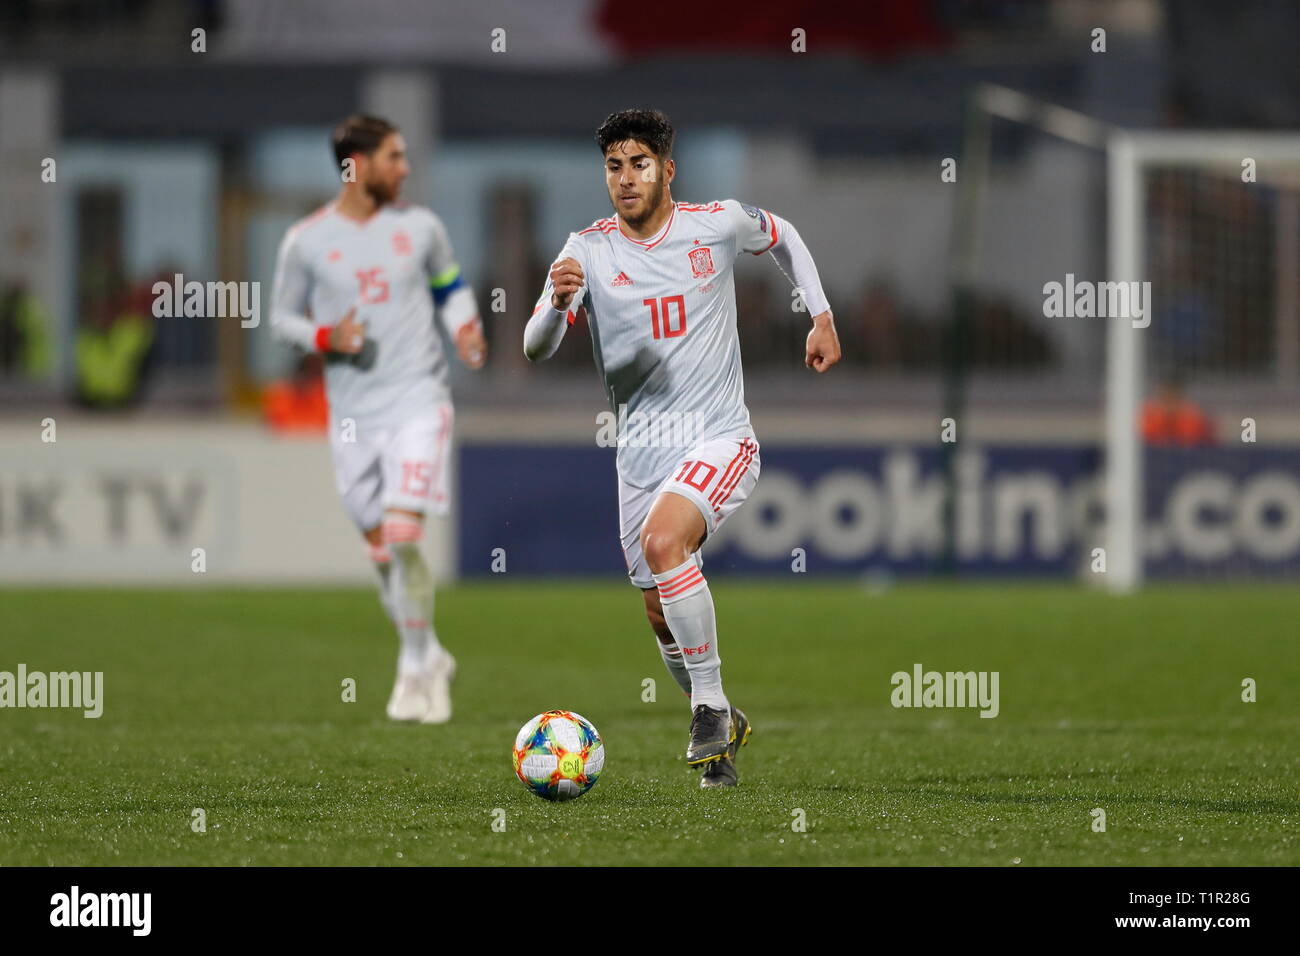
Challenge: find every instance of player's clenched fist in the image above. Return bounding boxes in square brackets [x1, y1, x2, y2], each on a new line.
[455, 316, 488, 370]
[805, 310, 841, 373]
[549, 258, 585, 310]
[329, 308, 366, 354]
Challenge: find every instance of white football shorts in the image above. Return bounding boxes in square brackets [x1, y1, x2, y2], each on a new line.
[618, 435, 760, 589]
[328, 403, 454, 532]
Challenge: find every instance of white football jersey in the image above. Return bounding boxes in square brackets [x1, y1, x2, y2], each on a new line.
[271, 202, 464, 430]
[534, 199, 779, 488]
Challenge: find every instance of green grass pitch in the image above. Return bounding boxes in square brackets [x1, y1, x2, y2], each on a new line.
[2, 582, 1297, 866]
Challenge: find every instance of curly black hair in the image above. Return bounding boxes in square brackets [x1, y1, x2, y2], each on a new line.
[595, 109, 675, 161]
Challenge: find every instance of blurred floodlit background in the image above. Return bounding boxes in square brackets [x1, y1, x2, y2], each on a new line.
[1, 0, 1297, 587]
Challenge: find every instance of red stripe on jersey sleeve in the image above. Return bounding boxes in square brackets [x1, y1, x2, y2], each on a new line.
[753, 210, 778, 254]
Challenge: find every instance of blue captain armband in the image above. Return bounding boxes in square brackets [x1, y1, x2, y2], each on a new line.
[430, 265, 464, 306]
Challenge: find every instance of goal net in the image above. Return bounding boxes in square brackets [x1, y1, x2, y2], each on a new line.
[1108, 133, 1300, 589]
[953, 86, 1300, 589]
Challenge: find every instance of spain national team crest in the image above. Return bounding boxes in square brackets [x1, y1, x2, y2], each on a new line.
[688, 245, 715, 279]
[392, 230, 412, 256]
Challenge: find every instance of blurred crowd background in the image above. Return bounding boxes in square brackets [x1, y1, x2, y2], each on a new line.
[2, 0, 1298, 584]
[5, 0, 1294, 413]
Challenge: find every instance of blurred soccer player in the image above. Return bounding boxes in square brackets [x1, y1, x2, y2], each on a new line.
[524, 109, 841, 787]
[271, 115, 487, 723]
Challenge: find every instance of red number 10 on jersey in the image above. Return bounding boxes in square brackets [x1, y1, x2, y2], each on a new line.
[643, 295, 686, 339]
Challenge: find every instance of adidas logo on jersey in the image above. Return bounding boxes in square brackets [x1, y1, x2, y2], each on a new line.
[611, 271, 634, 287]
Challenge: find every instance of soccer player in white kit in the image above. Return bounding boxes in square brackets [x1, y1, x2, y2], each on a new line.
[271, 115, 488, 724]
[524, 109, 841, 787]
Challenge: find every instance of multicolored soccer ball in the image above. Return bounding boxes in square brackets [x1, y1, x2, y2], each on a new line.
[512, 710, 605, 801]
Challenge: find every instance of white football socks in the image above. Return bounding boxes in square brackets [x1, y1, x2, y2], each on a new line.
[656, 638, 693, 697]
[368, 542, 397, 623]
[382, 514, 445, 676]
[652, 557, 728, 711]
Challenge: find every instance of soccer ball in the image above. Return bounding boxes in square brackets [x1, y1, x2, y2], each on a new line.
[512, 710, 605, 801]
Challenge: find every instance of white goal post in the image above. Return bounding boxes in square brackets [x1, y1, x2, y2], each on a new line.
[962, 86, 1300, 591]
[1105, 132, 1300, 592]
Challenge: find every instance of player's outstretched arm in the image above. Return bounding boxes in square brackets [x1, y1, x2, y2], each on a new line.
[725, 200, 840, 373]
[765, 212, 840, 373]
[524, 255, 585, 363]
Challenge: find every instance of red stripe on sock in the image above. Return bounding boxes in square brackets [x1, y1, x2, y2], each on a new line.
[658, 569, 704, 599]
[382, 521, 422, 543]
[659, 563, 700, 589]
